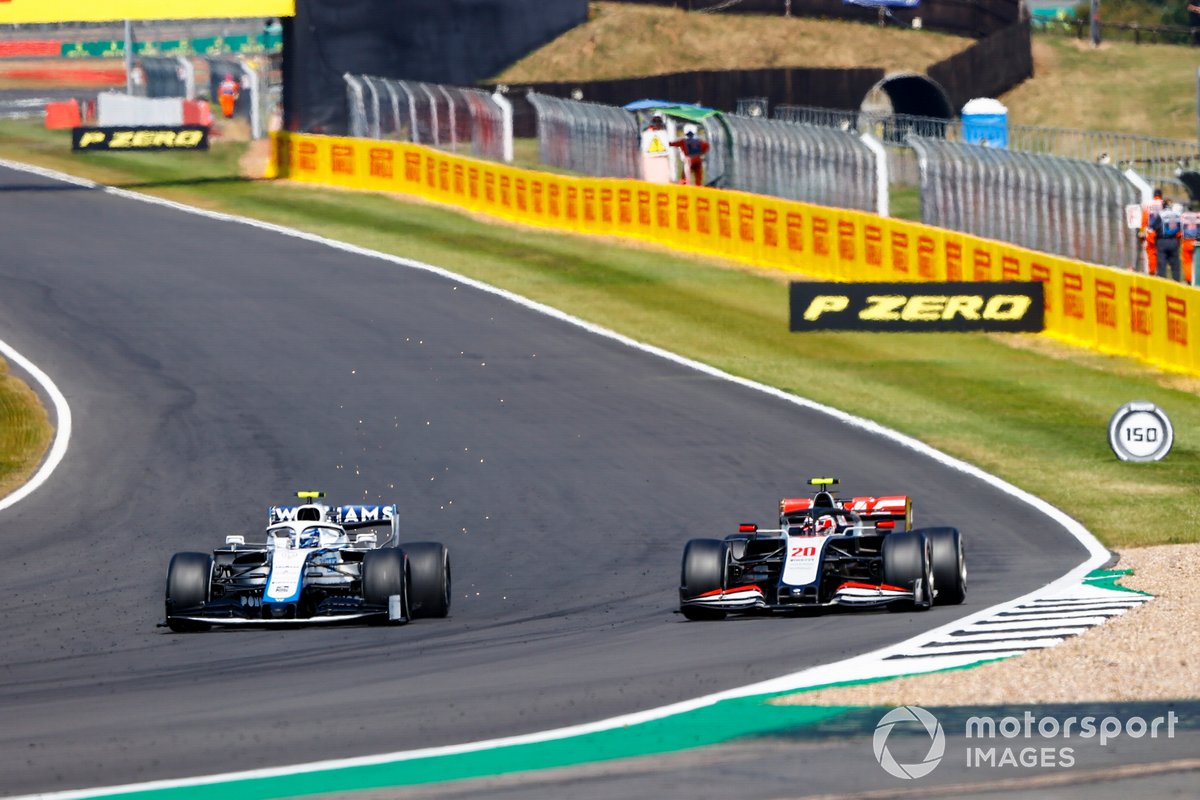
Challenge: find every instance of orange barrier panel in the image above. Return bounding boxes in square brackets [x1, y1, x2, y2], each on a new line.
[8, 67, 124, 84]
[273, 133, 1200, 376]
[44, 100, 81, 129]
[181, 100, 211, 126]
[0, 40, 62, 57]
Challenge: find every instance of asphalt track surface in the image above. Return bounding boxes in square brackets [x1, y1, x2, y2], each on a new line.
[0, 164, 1090, 797]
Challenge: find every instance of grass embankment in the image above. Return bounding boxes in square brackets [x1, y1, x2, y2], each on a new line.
[498, 2, 1200, 142]
[1, 118, 1196, 547]
[0, 358, 52, 500]
[1006, 36, 1200, 140]
[496, 2, 971, 82]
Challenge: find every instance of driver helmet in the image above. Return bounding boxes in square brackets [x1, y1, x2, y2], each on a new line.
[683, 124, 698, 137]
[795, 515, 835, 535]
[299, 526, 322, 548]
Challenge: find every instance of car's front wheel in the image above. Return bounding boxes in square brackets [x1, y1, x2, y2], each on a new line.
[680, 538, 727, 621]
[165, 552, 212, 633]
[882, 532, 933, 612]
[362, 548, 409, 625]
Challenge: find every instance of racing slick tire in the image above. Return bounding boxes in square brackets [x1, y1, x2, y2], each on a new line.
[363, 548, 410, 625]
[882, 532, 934, 612]
[404, 542, 451, 619]
[922, 527, 967, 605]
[680, 538, 727, 621]
[165, 552, 213, 633]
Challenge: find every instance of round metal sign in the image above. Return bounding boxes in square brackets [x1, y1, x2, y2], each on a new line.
[1108, 401, 1173, 462]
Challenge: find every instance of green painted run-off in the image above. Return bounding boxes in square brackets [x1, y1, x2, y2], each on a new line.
[88, 699, 850, 800]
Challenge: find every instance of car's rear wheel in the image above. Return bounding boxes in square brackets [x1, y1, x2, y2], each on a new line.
[362, 548, 409, 625]
[680, 538, 727, 621]
[165, 552, 212, 633]
[923, 527, 967, 605]
[882, 532, 933, 612]
[404, 542, 451, 619]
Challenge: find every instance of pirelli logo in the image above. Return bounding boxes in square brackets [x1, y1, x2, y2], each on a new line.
[1130, 287, 1152, 336]
[1167, 296, 1188, 347]
[1095, 279, 1117, 328]
[72, 125, 208, 151]
[1063, 272, 1085, 320]
[790, 281, 1045, 332]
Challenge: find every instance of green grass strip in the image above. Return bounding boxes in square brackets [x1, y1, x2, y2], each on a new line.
[0, 355, 52, 500]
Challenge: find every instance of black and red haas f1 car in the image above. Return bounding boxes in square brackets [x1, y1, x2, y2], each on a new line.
[679, 478, 966, 620]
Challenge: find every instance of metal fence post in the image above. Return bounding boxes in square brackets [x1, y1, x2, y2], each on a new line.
[859, 132, 888, 217]
[492, 91, 513, 163]
[363, 76, 381, 140]
[344, 73, 367, 138]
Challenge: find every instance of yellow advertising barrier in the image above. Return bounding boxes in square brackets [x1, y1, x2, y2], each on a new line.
[274, 133, 1200, 376]
[0, 1, 294, 24]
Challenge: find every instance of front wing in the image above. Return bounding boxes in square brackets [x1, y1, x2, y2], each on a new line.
[681, 581, 913, 613]
[165, 593, 408, 627]
[166, 612, 383, 626]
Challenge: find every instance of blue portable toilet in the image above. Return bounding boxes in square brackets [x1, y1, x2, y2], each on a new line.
[961, 98, 1008, 148]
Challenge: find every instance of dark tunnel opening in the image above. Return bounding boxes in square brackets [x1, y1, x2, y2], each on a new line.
[868, 73, 955, 121]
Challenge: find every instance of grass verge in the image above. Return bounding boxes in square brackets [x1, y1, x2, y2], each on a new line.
[0, 119, 1196, 548]
[497, 3, 1200, 142]
[0, 357, 52, 501]
[494, 1, 971, 82]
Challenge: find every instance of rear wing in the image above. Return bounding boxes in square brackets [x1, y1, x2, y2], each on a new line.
[268, 504, 397, 528]
[844, 496, 911, 530]
[336, 505, 398, 529]
[780, 496, 911, 531]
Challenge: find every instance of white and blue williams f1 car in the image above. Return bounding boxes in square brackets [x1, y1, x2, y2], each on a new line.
[163, 492, 450, 632]
[679, 478, 966, 620]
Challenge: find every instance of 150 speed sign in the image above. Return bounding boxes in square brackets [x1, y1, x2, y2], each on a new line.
[1108, 402, 1174, 462]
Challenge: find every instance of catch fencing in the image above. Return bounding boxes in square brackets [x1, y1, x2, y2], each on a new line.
[770, 102, 1198, 197]
[334, 79, 1171, 281]
[526, 92, 640, 179]
[528, 92, 881, 213]
[766, 101, 1200, 269]
[909, 136, 1140, 270]
[721, 113, 879, 212]
[345, 74, 509, 162]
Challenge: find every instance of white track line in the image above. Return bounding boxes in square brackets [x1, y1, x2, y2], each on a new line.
[0, 158, 1114, 800]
